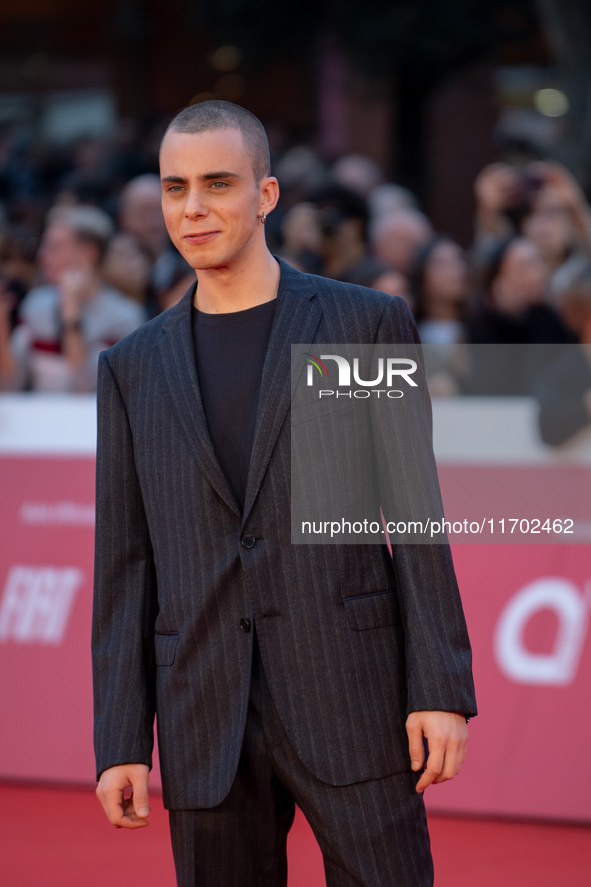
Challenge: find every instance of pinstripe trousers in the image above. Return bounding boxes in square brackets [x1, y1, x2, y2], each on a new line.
[168, 631, 433, 887]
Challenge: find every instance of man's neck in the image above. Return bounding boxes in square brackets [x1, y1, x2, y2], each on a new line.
[192, 251, 281, 314]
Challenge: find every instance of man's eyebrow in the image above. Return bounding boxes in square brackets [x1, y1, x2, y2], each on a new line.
[161, 171, 240, 184]
[201, 171, 240, 180]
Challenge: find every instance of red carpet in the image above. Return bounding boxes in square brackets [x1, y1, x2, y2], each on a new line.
[1, 783, 589, 886]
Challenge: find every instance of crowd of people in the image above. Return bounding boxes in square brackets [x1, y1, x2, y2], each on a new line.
[1, 119, 590, 442]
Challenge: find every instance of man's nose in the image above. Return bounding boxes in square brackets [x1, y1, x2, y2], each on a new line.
[184, 191, 208, 218]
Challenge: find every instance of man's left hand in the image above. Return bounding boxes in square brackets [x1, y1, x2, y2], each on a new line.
[406, 710, 468, 794]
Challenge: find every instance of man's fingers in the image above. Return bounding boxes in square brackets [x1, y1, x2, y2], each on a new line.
[405, 714, 426, 772]
[130, 777, 151, 820]
[433, 732, 467, 784]
[97, 786, 120, 825]
[416, 739, 462, 792]
[96, 764, 151, 829]
[97, 789, 149, 829]
[120, 795, 150, 828]
[407, 711, 469, 793]
[97, 784, 129, 827]
[415, 746, 444, 793]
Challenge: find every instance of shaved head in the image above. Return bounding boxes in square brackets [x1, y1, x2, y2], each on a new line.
[162, 100, 271, 184]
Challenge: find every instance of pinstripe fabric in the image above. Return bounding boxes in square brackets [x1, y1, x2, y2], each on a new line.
[92, 258, 477, 812]
[168, 640, 295, 887]
[168, 635, 432, 887]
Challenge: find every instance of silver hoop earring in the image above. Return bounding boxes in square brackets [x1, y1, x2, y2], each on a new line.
[260, 212, 267, 225]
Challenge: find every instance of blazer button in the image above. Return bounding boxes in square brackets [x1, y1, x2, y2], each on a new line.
[240, 618, 252, 632]
[241, 535, 256, 549]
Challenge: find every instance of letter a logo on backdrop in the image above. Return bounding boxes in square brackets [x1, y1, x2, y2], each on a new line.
[494, 577, 590, 685]
[0, 566, 83, 645]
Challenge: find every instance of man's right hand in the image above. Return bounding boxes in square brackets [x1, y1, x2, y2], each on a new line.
[96, 763, 151, 829]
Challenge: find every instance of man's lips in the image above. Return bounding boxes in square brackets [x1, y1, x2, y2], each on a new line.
[183, 231, 219, 244]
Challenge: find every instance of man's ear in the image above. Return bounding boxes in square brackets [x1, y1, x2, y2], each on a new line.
[259, 176, 280, 217]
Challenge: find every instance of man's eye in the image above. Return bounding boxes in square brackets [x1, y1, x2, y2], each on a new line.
[211, 181, 228, 189]
[166, 185, 183, 193]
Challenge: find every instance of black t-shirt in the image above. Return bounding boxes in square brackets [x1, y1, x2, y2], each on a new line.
[191, 299, 276, 510]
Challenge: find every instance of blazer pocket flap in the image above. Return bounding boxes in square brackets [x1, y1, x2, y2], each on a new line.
[155, 633, 179, 666]
[343, 589, 401, 631]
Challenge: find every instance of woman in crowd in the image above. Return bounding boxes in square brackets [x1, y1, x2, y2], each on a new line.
[409, 235, 469, 345]
[464, 235, 575, 396]
[407, 235, 469, 395]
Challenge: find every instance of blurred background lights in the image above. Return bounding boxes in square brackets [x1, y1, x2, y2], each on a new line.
[214, 73, 246, 102]
[534, 88, 569, 117]
[211, 45, 244, 72]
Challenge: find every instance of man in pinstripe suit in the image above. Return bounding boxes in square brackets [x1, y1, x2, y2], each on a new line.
[93, 101, 476, 886]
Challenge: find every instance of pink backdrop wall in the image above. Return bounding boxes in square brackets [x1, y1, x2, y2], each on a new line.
[0, 397, 589, 821]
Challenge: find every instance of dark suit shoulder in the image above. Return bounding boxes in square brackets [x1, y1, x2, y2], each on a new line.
[305, 271, 416, 344]
[307, 269, 393, 308]
[290, 265, 411, 340]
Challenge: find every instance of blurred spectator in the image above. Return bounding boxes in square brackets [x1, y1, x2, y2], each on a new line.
[371, 209, 432, 275]
[0, 275, 26, 337]
[468, 236, 566, 338]
[560, 263, 591, 347]
[473, 162, 526, 242]
[54, 169, 116, 212]
[119, 174, 190, 303]
[271, 146, 328, 253]
[533, 266, 591, 445]
[302, 184, 370, 280]
[343, 256, 412, 309]
[0, 281, 17, 379]
[520, 162, 591, 300]
[407, 236, 469, 396]
[1, 205, 146, 392]
[0, 225, 39, 328]
[368, 183, 418, 226]
[464, 236, 574, 396]
[102, 231, 155, 311]
[119, 174, 165, 259]
[49, 136, 120, 217]
[279, 202, 324, 274]
[331, 153, 383, 198]
[409, 236, 469, 345]
[274, 147, 327, 206]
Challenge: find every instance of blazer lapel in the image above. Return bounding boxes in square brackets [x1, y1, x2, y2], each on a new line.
[157, 285, 241, 517]
[242, 261, 322, 524]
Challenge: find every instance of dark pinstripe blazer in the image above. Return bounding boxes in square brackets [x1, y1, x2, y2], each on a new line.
[92, 259, 476, 810]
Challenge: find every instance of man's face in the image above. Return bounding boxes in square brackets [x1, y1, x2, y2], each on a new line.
[160, 127, 270, 272]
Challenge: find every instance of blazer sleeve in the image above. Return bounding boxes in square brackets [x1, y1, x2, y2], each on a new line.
[92, 350, 158, 779]
[372, 296, 477, 719]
